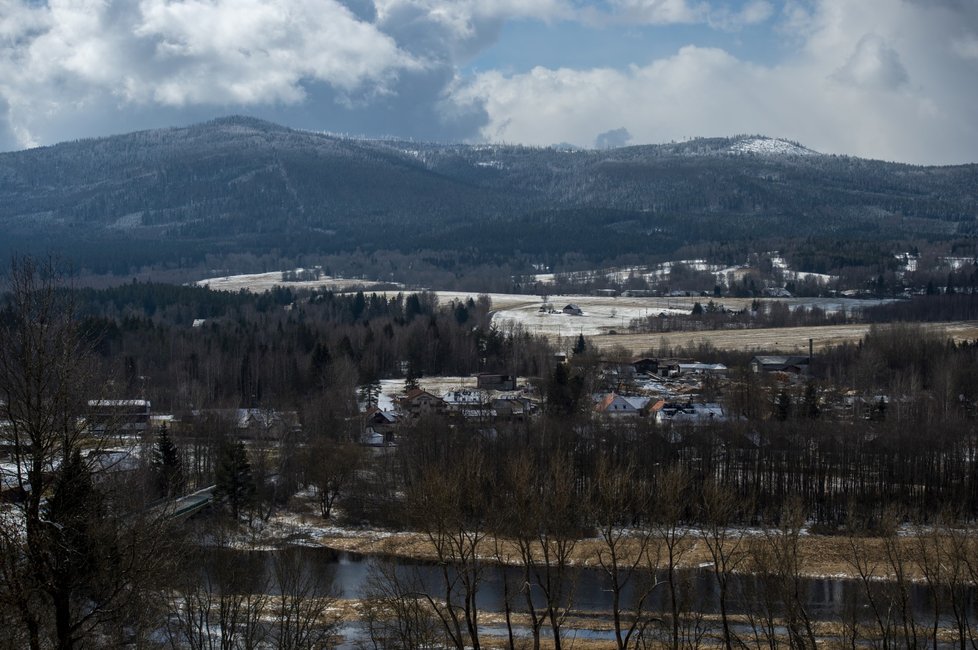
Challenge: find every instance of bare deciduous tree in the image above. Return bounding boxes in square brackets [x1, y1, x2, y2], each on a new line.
[407, 446, 490, 650]
[0, 256, 176, 650]
[359, 554, 443, 650]
[651, 465, 698, 650]
[307, 439, 365, 520]
[700, 480, 751, 650]
[590, 457, 661, 649]
[272, 548, 341, 650]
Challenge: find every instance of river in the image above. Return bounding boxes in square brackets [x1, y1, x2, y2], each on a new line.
[200, 545, 977, 647]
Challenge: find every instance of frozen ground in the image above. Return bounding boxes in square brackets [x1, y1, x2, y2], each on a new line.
[195, 271, 399, 293]
[189, 272, 938, 354]
[434, 293, 899, 340]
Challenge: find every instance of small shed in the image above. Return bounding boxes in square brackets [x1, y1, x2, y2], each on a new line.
[562, 304, 583, 316]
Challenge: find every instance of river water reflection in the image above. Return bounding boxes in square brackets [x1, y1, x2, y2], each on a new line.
[208, 545, 974, 624]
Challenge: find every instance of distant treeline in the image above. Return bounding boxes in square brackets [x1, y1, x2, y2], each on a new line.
[863, 292, 978, 322]
[59, 282, 555, 414]
[630, 294, 978, 335]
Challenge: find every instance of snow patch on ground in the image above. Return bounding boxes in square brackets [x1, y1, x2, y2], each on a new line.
[364, 377, 479, 412]
[194, 271, 401, 294]
[770, 256, 838, 284]
[728, 137, 819, 157]
[110, 212, 143, 230]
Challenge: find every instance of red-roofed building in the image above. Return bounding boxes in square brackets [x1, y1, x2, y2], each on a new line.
[398, 388, 447, 419]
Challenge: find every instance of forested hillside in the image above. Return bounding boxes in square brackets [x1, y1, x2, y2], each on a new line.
[0, 116, 975, 275]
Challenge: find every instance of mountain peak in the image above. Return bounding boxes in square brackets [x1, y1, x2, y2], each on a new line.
[726, 136, 819, 157]
[202, 115, 292, 133]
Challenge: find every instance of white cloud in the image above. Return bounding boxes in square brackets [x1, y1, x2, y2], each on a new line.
[778, 1, 811, 29]
[372, 0, 574, 63]
[0, 0, 976, 164]
[133, 0, 413, 104]
[0, 0, 419, 147]
[607, 0, 707, 25]
[452, 0, 978, 164]
[831, 34, 908, 91]
[952, 34, 978, 60]
[455, 46, 762, 147]
[599, 0, 775, 28]
[708, 0, 774, 31]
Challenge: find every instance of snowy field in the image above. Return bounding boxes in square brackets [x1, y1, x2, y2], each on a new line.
[193, 271, 900, 344]
[434, 293, 898, 339]
[195, 271, 399, 293]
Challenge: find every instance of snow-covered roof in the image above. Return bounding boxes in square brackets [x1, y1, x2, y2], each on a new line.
[88, 399, 150, 407]
[655, 402, 728, 424]
[679, 363, 728, 373]
[442, 389, 489, 405]
[594, 393, 651, 414]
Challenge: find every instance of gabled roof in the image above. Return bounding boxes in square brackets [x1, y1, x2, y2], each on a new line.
[679, 363, 728, 373]
[442, 389, 488, 405]
[594, 393, 651, 413]
[88, 399, 150, 408]
[236, 408, 290, 429]
[752, 355, 809, 366]
[402, 388, 443, 402]
[367, 408, 398, 423]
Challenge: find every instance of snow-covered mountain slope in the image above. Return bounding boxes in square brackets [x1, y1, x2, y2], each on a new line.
[727, 137, 819, 157]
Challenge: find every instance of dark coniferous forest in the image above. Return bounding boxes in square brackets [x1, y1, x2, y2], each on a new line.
[0, 116, 975, 280]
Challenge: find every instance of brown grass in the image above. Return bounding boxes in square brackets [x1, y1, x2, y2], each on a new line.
[591, 321, 978, 355]
[312, 528, 934, 582]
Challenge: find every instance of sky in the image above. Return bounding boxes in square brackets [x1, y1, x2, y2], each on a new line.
[0, 0, 976, 164]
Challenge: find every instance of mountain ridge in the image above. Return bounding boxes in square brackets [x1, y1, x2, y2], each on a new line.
[0, 117, 975, 275]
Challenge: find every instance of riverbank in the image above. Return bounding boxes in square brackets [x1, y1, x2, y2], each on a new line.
[240, 492, 952, 583]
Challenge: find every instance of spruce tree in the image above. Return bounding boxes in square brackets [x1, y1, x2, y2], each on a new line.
[573, 333, 587, 355]
[404, 363, 421, 391]
[151, 424, 183, 497]
[214, 440, 255, 521]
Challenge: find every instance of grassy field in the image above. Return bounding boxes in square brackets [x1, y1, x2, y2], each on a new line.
[588, 321, 978, 355]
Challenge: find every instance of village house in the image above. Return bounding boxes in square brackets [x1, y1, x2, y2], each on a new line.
[491, 396, 535, 421]
[86, 399, 152, 435]
[750, 355, 810, 374]
[398, 388, 447, 419]
[631, 358, 659, 375]
[652, 401, 728, 425]
[234, 408, 301, 440]
[631, 358, 683, 377]
[678, 362, 728, 376]
[562, 304, 583, 316]
[476, 373, 518, 391]
[593, 393, 652, 416]
[361, 407, 399, 446]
